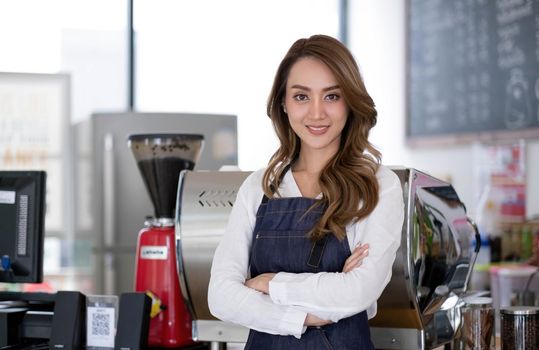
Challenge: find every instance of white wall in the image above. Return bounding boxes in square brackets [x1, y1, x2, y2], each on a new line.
[349, 0, 539, 219]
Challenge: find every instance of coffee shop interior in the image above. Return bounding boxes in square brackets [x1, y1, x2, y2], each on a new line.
[0, 0, 538, 349]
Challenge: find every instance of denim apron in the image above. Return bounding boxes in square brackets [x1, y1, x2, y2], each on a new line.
[245, 195, 374, 350]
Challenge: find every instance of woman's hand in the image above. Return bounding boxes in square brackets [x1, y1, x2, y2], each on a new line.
[244, 272, 276, 294]
[342, 243, 369, 273]
[304, 313, 332, 327]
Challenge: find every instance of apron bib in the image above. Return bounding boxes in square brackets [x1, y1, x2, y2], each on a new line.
[246, 195, 374, 350]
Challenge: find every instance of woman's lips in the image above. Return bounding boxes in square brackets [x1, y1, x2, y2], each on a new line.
[306, 125, 329, 135]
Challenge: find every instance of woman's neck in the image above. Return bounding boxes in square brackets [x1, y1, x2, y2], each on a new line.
[293, 146, 336, 175]
[291, 147, 337, 198]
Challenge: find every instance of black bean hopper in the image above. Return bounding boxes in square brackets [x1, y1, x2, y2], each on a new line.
[174, 167, 480, 349]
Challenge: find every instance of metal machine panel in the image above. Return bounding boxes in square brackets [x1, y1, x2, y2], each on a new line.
[371, 168, 479, 348]
[370, 327, 425, 350]
[176, 170, 251, 323]
[192, 320, 249, 343]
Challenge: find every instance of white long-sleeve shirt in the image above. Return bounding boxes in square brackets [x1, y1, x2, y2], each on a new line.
[208, 165, 404, 339]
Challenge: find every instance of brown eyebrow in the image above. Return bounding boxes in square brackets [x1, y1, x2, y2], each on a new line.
[290, 84, 340, 92]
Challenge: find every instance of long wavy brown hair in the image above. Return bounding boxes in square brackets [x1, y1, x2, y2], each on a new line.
[263, 34, 381, 241]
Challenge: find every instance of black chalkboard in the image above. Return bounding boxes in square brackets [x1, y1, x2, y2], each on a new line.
[407, 0, 539, 143]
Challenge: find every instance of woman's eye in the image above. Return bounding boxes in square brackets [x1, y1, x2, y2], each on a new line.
[325, 93, 340, 101]
[293, 94, 309, 102]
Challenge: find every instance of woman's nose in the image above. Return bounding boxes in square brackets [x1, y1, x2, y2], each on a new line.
[310, 99, 324, 120]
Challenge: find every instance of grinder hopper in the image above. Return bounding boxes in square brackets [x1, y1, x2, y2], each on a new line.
[128, 133, 204, 219]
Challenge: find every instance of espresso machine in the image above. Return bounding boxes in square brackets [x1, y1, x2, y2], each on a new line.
[128, 133, 204, 348]
[174, 167, 480, 349]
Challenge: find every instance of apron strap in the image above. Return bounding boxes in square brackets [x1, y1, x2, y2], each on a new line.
[269, 163, 293, 193]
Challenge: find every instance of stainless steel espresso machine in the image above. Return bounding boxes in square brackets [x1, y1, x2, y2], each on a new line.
[174, 167, 480, 349]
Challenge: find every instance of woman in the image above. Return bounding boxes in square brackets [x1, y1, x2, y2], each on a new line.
[208, 34, 404, 349]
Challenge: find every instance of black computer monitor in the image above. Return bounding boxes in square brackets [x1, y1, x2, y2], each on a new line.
[0, 171, 46, 283]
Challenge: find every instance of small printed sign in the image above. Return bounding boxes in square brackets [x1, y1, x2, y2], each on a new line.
[0, 191, 15, 204]
[140, 246, 168, 260]
[87, 305, 115, 348]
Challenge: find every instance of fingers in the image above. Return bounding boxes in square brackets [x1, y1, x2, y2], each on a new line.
[342, 243, 369, 273]
[349, 243, 369, 262]
[352, 243, 369, 256]
[342, 256, 362, 273]
[304, 313, 333, 327]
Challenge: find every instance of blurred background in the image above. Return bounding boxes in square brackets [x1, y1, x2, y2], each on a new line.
[0, 0, 537, 302]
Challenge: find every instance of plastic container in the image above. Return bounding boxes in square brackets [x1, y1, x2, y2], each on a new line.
[490, 265, 539, 309]
[498, 266, 539, 307]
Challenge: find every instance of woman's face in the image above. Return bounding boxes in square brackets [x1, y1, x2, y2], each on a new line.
[284, 57, 348, 157]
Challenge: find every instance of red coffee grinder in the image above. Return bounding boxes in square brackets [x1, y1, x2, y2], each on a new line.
[128, 134, 204, 348]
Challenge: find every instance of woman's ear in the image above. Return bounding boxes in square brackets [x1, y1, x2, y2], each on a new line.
[282, 103, 287, 114]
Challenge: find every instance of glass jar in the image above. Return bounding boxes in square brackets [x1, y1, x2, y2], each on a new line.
[500, 306, 539, 350]
[457, 297, 494, 350]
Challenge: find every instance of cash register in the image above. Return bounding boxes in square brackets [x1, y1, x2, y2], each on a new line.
[0, 171, 88, 350]
[0, 170, 58, 348]
[0, 171, 92, 350]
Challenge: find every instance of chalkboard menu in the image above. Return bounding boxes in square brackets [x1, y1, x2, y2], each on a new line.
[407, 0, 539, 143]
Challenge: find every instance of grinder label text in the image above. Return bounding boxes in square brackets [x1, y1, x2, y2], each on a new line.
[140, 246, 168, 260]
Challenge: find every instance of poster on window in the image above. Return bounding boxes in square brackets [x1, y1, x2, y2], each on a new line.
[474, 141, 526, 225]
[0, 72, 70, 233]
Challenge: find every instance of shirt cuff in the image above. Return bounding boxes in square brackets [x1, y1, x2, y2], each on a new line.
[279, 306, 308, 339]
[366, 302, 377, 319]
[268, 272, 295, 305]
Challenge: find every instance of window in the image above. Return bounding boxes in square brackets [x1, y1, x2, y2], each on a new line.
[135, 0, 340, 169]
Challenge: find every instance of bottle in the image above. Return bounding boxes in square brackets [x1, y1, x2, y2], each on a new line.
[476, 183, 502, 263]
[521, 224, 533, 261]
